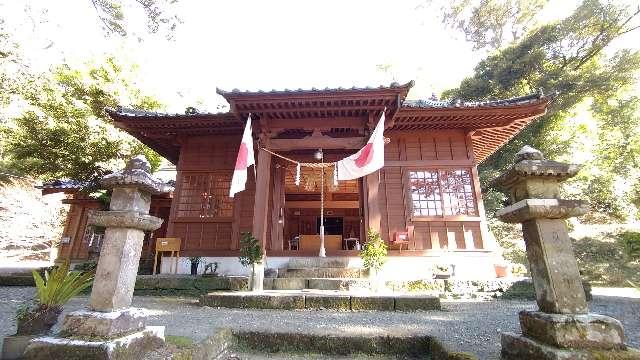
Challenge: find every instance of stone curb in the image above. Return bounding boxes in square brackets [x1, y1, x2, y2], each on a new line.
[199, 292, 441, 312]
[188, 328, 478, 360]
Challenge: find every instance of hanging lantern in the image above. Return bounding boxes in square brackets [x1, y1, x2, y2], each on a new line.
[295, 163, 301, 186]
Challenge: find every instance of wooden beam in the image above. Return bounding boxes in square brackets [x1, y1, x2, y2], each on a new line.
[264, 117, 366, 130]
[384, 159, 474, 167]
[252, 148, 272, 250]
[284, 201, 360, 209]
[365, 171, 382, 233]
[270, 165, 285, 251]
[269, 132, 366, 151]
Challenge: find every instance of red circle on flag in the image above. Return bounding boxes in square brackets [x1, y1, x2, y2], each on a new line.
[235, 143, 248, 170]
[355, 143, 374, 168]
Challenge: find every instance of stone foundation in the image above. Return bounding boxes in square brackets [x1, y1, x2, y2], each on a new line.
[519, 310, 625, 350]
[23, 326, 164, 360]
[501, 332, 640, 360]
[61, 308, 148, 338]
[1, 335, 36, 360]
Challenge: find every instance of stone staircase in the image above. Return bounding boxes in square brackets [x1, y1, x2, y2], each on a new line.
[264, 257, 370, 291]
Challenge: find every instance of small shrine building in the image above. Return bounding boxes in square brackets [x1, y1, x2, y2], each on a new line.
[52, 81, 549, 278]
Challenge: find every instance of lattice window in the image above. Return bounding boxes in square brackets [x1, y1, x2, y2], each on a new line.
[409, 169, 477, 217]
[409, 170, 442, 216]
[176, 173, 233, 219]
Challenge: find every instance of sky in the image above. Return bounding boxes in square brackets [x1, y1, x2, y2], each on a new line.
[1, 0, 637, 114]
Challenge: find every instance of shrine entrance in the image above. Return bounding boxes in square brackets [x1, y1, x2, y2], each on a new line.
[269, 149, 365, 256]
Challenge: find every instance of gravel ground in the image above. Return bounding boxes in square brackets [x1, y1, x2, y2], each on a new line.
[1, 287, 638, 359]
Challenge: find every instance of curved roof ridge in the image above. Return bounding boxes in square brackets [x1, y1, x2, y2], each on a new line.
[215, 80, 415, 96]
[403, 91, 544, 109]
[105, 107, 234, 118]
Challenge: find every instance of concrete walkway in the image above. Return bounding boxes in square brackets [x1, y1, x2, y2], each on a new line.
[1, 287, 638, 359]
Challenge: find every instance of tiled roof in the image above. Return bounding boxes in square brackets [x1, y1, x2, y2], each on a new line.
[216, 81, 415, 96]
[36, 179, 86, 190]
[402, 92, 544, 109]
[106, 107, 234, 118]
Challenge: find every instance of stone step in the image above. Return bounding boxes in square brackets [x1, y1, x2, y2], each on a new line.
[199, 292, 441, 312]
[287, 257, 352, 269]
[263, 277, 370, 291]
[307, 278, 370, 291]
[279, 267, 368, 279]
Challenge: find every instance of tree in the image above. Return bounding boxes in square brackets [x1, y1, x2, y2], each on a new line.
[442, 0, 640, 216]
[1, 57, 163, 184]
[238, 232, 264, 291]
[90, 0, 180, 39]
[429, 0, 549, 50]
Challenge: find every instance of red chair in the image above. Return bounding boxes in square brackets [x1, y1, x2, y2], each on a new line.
[393, 225, 413, 252]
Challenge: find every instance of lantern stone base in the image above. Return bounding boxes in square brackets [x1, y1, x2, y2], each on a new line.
[519, 311, 625, 350]
[60, 308, 149, 338]
[501, 332, 640, 360]
[1, 335, 37, 360]
[23, 326, 164, 360]
[501, 310, 638, 360]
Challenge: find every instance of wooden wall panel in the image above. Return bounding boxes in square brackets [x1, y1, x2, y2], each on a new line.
[377, 129, 484, 251]
[168, 134, 246, 255]
[382, 168, 405, 243]
[385, 130, 470, 162]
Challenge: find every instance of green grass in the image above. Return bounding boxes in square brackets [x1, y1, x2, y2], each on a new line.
[573, 232, 640, 286]
[165, 335, 194, 348]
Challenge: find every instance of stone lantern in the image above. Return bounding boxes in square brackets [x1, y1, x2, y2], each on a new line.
[495, 146, 638, 360]
[24, 156, 173, 359]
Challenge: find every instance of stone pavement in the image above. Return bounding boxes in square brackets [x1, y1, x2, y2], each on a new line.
[1, 287, 638, 359]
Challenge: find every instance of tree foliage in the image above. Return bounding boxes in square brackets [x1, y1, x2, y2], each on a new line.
[442, 0, 640, 219]
[239, 232, 263, 267]
[360, 229, 388, 271]
[1, 56, 163, 184]
[90, 0, 180, 39]
[432, 0, 549, 50]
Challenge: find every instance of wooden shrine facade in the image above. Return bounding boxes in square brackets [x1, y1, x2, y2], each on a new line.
[107, 81, 549, 257]
[39, 181, 172, 264]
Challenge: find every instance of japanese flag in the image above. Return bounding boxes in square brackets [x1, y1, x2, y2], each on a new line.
[229, 116, 255, 197]
[336, 112, 385, 180]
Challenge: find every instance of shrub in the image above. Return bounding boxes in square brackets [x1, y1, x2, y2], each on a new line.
[239, 232, 263, 290]
[33, 260, 94, 308]
[17, 260, 94, 335]
[619, 232, 640, 261]
[360, 229, 387, 271]
[74, 260, 97, 272]
[239, 232, 263, 267]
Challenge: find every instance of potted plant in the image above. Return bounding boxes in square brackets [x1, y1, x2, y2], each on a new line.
[510, 263, 528, 278]
[239, 232, 264, 291]
[360, 229, 388, 292]
[203, 262, 219, 277]
[494, 263, 509, 278]
[433, 264, 453, 279]
[2, 260, 94, 360]
[188, 256, 202, 276]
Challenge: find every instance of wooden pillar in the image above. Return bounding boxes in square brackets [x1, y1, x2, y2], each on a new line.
[270, 163, 285, 251]
[252, 148, 272, 250]
[365, 170, 382, 235]
[466, 132, 489, 250]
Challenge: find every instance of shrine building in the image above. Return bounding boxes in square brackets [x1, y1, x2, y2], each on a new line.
[50, 81, 549, 279]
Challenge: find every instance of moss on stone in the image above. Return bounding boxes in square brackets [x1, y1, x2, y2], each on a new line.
[165, 335, 194, 348]
[350, 295, 395, 311]
[304, 295, 351, 310]
[588, 348, 640, 360]
[394, 296, 441, 311]
[448, 351, 479, 360]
